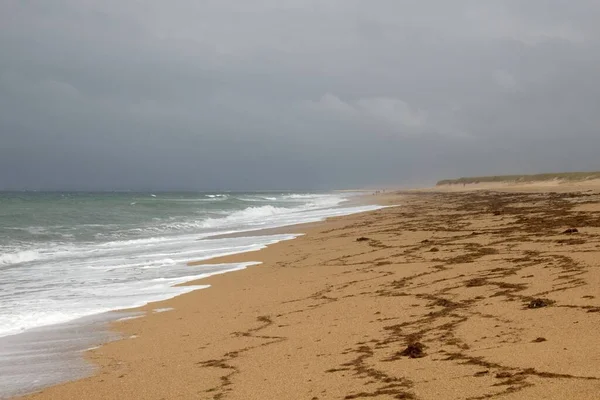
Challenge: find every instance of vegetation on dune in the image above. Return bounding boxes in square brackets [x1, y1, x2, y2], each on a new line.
[436, 171, 600, 186]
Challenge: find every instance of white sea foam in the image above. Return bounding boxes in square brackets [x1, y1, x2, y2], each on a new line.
[238, 196, 278, 202]
[283, 193, 320, 199]
[197, 196, 346, 230]
[153, 308, 174, 313]
[0, 250, 42, 266]
[0, 193, 383, 340]
[0, 263, 247, 338]
[116, 315, 144, 322]
[200, 205, 289, 228]
[0, 236, 280, 338]
[0, 192, 387, 398]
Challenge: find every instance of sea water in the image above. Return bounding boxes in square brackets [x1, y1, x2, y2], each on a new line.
[0, 191, 382, 397]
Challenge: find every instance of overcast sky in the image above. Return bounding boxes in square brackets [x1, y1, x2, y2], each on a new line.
[1, 1, 599, 190]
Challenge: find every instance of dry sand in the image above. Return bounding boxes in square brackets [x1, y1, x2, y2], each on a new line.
[431, 178, 600, 193]
[20, 185, 600, 399]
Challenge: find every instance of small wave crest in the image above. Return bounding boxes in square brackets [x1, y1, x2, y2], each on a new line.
[0, 250, 42, 266]
[238, 196, 278, 202]
[282, 194, 320, 199]
[201, 205, 292, 228]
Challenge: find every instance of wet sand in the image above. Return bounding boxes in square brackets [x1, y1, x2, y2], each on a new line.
[20, 188, 600, 399]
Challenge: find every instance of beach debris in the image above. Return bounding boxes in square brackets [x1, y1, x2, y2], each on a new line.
[399, 342, 426, 359]
[430, 298, 458, 309]
[356, 237, 370, 242]
[429, 247, 440, 252]
[527, 298, 553, 309]
[562, 228, 579, 234]
[532, 337, 547, 343]
[420, 239, 431, 243]
[465, 278, 487, 287]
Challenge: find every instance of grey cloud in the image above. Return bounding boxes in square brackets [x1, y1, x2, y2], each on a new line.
[1, 1, 600, 190]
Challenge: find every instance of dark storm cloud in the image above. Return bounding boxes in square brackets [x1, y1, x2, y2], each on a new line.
[1, 0, 599, 190]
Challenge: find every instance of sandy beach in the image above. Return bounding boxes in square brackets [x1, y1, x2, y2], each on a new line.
[20, 186, 600, 399]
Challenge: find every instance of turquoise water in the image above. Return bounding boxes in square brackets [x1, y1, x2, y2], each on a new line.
[0, 192, 333, 247]
[0, 191, 381, 338]
[0, 191, 384, 398]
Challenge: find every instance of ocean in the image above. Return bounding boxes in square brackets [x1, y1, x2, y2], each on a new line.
[0, 191, 382, 397]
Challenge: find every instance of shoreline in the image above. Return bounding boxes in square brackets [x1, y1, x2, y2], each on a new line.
[7, 193, 389, 399]
[19, 187, 600, 399]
